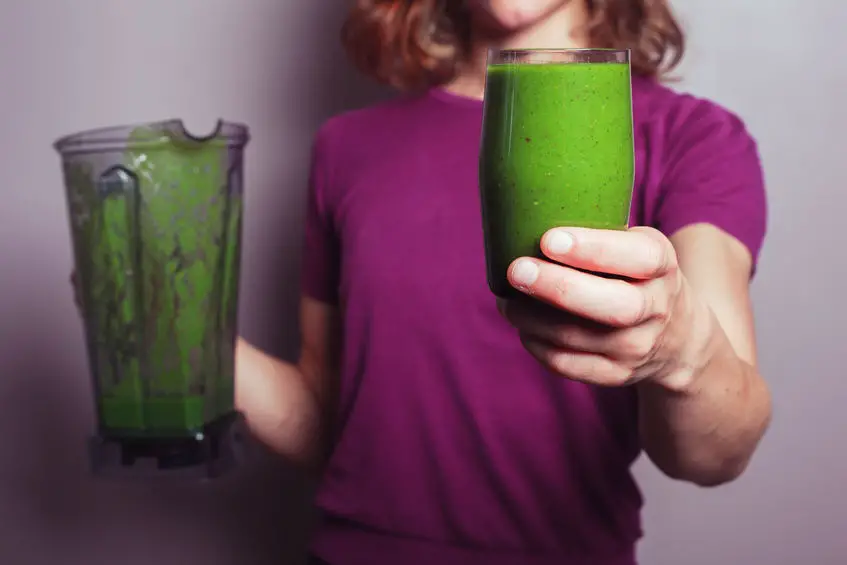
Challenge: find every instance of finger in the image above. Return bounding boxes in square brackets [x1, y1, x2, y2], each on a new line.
[502, 299, 660, 360]
[520, 335, 633, 386]
[502, 299, 614, 354]
[539, 226, 677, 280]
[507, 258, 656, 327]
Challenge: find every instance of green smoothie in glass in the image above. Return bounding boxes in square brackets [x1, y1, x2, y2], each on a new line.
[479, 48, 635, 298]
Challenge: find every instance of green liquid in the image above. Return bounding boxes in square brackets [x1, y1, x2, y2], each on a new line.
[63, 127, 243, 437]
[479, 62, 635, 298]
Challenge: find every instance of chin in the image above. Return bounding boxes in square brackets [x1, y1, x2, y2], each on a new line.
[467, 0, 571, 33]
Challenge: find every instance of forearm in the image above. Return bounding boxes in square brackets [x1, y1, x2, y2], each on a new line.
[637, 307, 772, 486]
[234, 338, 325, 472]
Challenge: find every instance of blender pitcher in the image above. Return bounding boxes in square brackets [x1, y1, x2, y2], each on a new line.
[55, 119, 249, 478]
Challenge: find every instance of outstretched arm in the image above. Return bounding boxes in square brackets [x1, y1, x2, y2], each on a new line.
[637, 223, 771, 486]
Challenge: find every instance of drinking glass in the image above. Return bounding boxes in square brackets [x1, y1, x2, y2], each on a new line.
[479, 48, 635, 298]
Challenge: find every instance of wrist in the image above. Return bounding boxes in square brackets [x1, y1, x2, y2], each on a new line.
[649, 280, 722, 395]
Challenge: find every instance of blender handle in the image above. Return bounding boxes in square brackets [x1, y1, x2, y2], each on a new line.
[96, 166, 142, 275]
[94, 166, 146, 395]
[98, 166, 138, 201]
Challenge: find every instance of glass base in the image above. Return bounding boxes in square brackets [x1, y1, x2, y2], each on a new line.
[88, 411, 249, 480]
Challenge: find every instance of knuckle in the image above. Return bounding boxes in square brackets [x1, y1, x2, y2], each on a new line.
[549, 349, 577, 376]
[609, 287, 650, 327]
[613, 369, 638, 387]
[647, 241, 670, 279]
[632, 358, 667, 382]
[583, 354, 619, 384]
[618, 330, 655, 360]
[608, 310, 636, 328]
[634, 294, 651, 324]
[648, 288, 668, 321]
[649, 277, 677, 321]
[598, 361, 635, 386]
[637, 227, 677, 278]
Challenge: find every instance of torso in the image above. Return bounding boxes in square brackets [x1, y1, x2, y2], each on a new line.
[304, 77, 740, 565]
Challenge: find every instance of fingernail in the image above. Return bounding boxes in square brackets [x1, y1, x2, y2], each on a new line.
[547, 230, 574, 254]
[511, 259, 538, 287]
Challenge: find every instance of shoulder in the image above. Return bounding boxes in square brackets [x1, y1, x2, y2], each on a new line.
[306, 93, 437, 211]
[633, 77, 759, 165]
[634, 76, 747, 130]
[635, 78, 767, 268]
[312, 94, 431, 160]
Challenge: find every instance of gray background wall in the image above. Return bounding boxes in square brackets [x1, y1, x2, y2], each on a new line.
[0, 0, 842, 563]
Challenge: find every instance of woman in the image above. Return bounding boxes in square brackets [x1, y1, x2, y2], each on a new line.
[236, 2, 772, 562]
[78, 0, 770, 563]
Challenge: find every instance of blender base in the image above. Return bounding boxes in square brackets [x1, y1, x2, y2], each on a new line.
[88, 411, 249, 480]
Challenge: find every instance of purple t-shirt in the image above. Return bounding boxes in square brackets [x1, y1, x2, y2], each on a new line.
[301, 77, 767, 565]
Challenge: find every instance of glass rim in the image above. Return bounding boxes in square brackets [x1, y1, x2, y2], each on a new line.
[489, 47, 629, 56]
[54, 118, 250, 155]
[487, 47, 630, 65]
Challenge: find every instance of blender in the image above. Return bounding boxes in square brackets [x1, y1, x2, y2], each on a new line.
[55, 119, 250, 479]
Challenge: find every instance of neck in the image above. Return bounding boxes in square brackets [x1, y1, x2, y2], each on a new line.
[445, 1, 589, 100]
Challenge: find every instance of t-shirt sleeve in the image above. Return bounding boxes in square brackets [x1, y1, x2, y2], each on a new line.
[300, 126, 341, 304]
[655, 99, 768, 274]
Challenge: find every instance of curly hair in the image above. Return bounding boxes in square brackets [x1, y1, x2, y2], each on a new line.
[341, 0, 685, 90]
